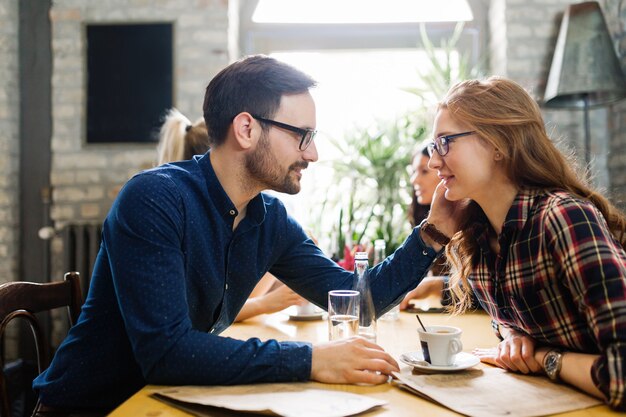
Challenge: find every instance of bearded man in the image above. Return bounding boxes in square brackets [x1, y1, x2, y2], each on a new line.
[34, 55, 456, 415]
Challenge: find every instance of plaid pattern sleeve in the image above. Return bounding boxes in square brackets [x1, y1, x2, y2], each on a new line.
[544, 193, 626, 410]
[469, 189, 626, 410]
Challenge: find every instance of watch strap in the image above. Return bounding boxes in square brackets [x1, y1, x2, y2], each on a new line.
[491, 320, 504, 341]
[421, 220, 451, 246]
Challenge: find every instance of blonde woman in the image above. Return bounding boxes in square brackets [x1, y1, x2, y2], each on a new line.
[157, 108, 210, 165]
[429, 77, 626, 410]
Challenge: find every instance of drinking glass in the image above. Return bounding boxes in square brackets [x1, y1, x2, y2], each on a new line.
[328, 290, 359, 341]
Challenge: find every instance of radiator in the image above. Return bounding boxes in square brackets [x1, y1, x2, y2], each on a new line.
[62, 223, 102, 298]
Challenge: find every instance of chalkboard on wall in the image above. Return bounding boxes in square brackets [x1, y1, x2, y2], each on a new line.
[86, 23, 173, 143]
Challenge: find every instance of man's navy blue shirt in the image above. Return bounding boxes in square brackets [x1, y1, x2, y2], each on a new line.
[33, 152, 439, 409]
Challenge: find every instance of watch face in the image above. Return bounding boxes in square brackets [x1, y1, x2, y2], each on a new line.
[544, 351, 561, 379]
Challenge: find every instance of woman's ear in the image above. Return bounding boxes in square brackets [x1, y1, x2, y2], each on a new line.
[232, 112, 255, 150]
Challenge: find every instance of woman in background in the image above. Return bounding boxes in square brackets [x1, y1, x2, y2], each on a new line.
[156, 109, 306, 321]
[399, 144, 450, 310]
[157, 108, 210, 165]
[430, 77, 626, 409]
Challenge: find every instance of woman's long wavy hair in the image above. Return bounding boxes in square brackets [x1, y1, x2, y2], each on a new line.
[442, 77, 626, 313]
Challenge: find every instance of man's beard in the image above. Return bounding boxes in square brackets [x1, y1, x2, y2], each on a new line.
[245, 132, 307, 195]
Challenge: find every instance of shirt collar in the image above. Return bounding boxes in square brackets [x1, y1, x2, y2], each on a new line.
[196, 152, 267, 226]
[474, 188, 538, 251]
[502, 188, 541, 232]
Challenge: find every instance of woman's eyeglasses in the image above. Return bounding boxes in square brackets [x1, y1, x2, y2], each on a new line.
[252, 115, 317, 151]
[427, 131, 476, 157]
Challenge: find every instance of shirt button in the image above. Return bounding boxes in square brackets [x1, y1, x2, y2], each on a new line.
[225, 283, 229, 290]
[422, 250, 428, 256]
[229, 209, 236, 216]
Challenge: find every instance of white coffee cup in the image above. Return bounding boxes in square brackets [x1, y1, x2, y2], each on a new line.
[296, 301, 316, 316]
[417, 325, 463, 366]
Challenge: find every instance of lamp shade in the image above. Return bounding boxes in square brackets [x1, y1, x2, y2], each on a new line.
[544, 1, 626, 108]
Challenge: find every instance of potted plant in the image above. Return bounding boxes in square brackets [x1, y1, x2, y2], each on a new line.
[326, 115, 428, 266]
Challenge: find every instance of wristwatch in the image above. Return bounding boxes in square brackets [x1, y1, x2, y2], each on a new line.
[543, 349, 563, 381]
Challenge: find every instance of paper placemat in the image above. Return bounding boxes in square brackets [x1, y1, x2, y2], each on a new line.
[393, 366, 602, 417]
[153, 383, 387, 417]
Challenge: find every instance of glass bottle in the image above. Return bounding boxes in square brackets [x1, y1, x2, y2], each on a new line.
[353, 251, 377, 342]
[375, 240, 400, 321]
[373, 239, 386, 265]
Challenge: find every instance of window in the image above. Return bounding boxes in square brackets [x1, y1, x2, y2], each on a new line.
[86, 23, 173, 144]
[252, 0, 473, 24]
[239, 1, 485, 248]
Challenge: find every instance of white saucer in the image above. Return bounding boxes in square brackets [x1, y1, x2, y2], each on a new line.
[400, 351, 480, 373]
[288, 312, 324, 321]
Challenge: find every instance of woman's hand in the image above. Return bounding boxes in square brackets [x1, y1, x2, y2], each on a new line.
[399, 277, 445, 310]
[425, 181, 470, 242]
[473, 328, 542, 374]
[255, 284, 307, 314]
[235, 284, 306, 322]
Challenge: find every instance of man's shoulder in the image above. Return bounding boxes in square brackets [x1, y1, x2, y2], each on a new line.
[130, 161, 203, 188]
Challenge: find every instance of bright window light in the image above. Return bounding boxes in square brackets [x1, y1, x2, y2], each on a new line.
[269, 50, 456, 249]
[252, 0, 474, 24]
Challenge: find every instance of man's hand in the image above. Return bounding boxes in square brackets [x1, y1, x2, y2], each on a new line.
[473, 329, 542, 374]
[311, 337, 399, 384]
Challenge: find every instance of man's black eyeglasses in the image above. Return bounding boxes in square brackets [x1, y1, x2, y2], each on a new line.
[252, 115, 317, 151]
[427, 131, 476, 157]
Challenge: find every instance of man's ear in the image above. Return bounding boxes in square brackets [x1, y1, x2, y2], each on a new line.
[232, 112, 256, 150]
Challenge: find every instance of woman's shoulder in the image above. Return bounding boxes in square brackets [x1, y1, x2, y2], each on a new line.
[531, 188, 595, 211]
[529, 188, 605, 228]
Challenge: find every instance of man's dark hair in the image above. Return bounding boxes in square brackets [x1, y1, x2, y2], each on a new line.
[203, 55, 317, 146]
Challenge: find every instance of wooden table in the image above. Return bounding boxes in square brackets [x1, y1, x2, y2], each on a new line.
[108, 310, 617, 416]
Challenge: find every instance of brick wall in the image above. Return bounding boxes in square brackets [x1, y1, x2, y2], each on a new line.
[490, 0, 626, 205]
[0, 0, 19, 286]
[604, 0, 626, 206]
[48, 0, 231, 279]
[0, 0, 20, 359]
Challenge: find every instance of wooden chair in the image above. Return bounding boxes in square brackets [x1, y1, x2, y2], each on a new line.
[0, 272, 83, 417]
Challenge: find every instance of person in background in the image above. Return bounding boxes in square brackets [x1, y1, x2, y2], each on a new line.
[33, 55, 460, 413]
[399, 143, 449, 310]
[156, 108, 306, 322]
[429, 76, 626, 410]
[157, 108, 210, 165]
